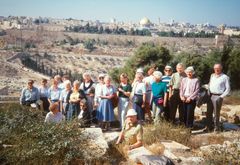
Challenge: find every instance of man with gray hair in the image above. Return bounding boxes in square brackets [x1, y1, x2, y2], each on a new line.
[207, 63, 230, 132]
[169, 63, 186, 124]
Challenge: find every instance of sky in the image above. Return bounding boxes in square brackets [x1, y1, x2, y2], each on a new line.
[0, 0, 239, 26]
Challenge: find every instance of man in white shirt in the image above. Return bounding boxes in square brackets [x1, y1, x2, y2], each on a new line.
[207, 63, 230, 132]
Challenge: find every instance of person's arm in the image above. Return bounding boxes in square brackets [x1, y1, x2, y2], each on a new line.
[129, 140, 143, 150]
[116, 131, 124, 144]
[20, 88, 25, 104]
[48, 88, 52, 104]
[44, 113, 50, 123]
[179, 79, 186, 102]
[163, 92, 168, 107]
[220, 76, 231, 98]
[141, 83, 146, 108]
[168, 74, 174, 99]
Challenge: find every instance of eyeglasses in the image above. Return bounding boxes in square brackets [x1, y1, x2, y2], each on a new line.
[165, 70, 171, 72]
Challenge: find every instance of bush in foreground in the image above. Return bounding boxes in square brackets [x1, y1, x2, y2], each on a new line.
[0, 104, 107, 164]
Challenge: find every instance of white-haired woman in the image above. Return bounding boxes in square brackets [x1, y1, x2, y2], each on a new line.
[59, 80, 72, 116]
[132, 72, 146, 121]
[151, 71, 168, 124]
[180, 66, 200, 128]
[80, 72, 96, 116]
[67, 80, 86, 120]
[97, 76, 116, 131]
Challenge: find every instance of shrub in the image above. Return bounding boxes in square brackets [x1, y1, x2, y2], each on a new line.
[109, 43, 172, 83]
[0, 103, 106, 164]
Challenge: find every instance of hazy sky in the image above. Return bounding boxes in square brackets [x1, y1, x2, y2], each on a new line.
[0, 0, 239, 26]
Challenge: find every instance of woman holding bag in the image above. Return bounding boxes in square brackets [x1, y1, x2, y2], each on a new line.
[151, 71, 167, 124]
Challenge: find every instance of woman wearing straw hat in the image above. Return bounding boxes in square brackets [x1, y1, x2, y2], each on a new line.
[116, 109, 143, 151]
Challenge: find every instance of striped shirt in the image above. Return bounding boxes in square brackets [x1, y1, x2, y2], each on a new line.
[161, 75, 172, 92]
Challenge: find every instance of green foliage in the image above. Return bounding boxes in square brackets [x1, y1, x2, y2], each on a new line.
[24, 42, 36, 49]
[157, 30, 218, 38]
[226, 47, 240, 89]
[0, 30, 7, 36]
[0, 104, 106, 164]
[83, 39, 95, 52]
[172, 50, 222, 85]
[65, 24, 151, 36]
[110, 43, 172, 82]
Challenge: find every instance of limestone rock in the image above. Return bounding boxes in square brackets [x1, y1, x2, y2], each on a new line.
[161, 140, 190, 152]
[136, 155, 174, 165]
[128, 146, 153, 162]
[81, 128, 109, 158]
[163, 149, 179, 161]
[179, 156, 204, 165]
[103, 131, 119, 145]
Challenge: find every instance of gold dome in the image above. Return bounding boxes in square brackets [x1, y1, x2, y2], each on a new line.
[140, 17, 151, 26]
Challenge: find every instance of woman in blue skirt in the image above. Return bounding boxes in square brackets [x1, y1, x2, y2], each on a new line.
[97, 75, 116, 131]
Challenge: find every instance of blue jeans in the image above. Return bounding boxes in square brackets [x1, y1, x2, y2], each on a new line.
[152, 102, 164, 124]
[67, 103, 80, 120]
[118, 97, 129, 128]
[183, 101, 196, 128]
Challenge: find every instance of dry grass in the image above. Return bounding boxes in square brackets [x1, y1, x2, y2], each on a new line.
[143, 120, 191, 146]
[224, 91, 240, 105]
[189, 134, 226, 149]
[146, 142, 165, 155]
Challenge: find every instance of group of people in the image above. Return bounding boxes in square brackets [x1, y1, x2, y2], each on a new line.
[20, 62, 230, 134]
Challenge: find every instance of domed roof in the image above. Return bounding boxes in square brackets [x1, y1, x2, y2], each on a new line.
[140, 17, 151, 26]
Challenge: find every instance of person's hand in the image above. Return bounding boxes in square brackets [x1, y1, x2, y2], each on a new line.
[118, 88, 123, 92]
[116, 140, 121, 145]
[94, 103, 99, 108]
[163, 102, 167, 107]
[168, 93, 172, 100]
[217, 96, 223, 102]
[128, 145, 134, 150]
[185, 98, 191, 103]
[141, 103, 145, 108]
[181, 97, 186, 102]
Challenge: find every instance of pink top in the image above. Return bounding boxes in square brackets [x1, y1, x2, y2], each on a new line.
[180, 77, 200, 101]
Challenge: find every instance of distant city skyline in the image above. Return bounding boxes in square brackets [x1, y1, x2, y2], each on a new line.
[0, 0, 240, 26]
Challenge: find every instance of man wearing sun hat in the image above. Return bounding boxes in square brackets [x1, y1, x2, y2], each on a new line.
[116, 109, 143, 151]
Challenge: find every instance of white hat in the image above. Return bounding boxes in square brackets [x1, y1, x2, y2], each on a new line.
[126, 109, 137, 117]
[185, 66, 195, 74]
[165, 65, 172, 70]
[136, 68, 144, 73]
[153, 71, 163, 79]
[98, 73, 105, 78]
